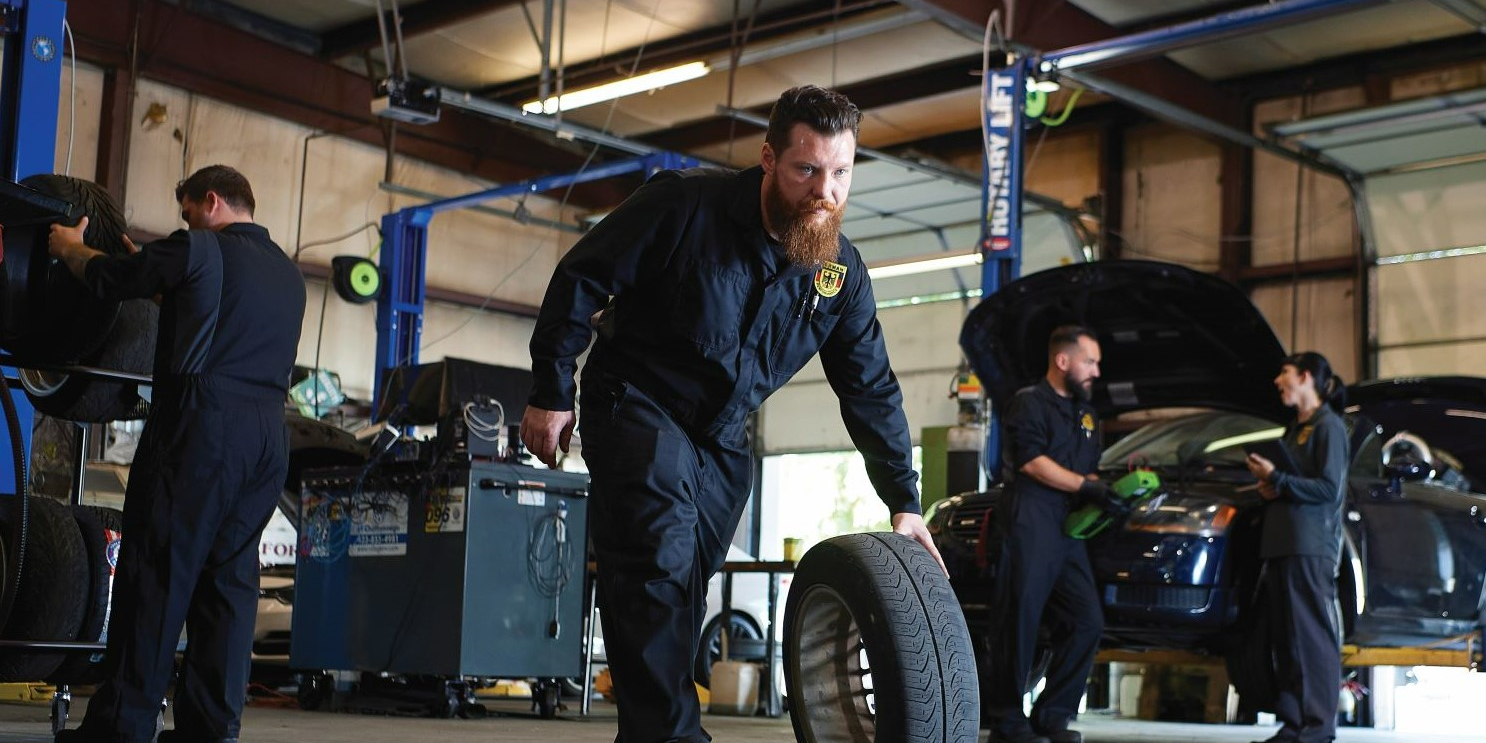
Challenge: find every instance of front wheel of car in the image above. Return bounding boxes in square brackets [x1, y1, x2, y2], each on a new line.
[785, 533, 979, 743]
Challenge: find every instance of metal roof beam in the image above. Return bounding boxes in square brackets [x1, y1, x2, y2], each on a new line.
[320, 0, 526, 60]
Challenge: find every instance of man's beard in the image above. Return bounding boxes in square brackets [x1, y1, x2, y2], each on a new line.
[765, 179, 844, 267]
[1064, 371, 1093, 402]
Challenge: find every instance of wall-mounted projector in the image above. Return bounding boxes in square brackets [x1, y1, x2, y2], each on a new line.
[372, 77, 441, 125]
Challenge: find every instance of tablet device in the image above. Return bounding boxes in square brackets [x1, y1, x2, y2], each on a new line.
[1243, 439, 1300, 475]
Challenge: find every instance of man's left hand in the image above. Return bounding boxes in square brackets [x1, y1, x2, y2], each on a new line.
[48, 216, 88, 259]
[891, 512, 947, 576]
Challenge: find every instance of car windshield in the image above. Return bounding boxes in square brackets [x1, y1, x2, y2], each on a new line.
[1101, 411, 1283, 470]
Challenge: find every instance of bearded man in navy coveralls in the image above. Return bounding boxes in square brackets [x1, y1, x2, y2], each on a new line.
[521, 86, 945, 743]
[985, 326, 1107, 743]
[49, 165, 306, 743]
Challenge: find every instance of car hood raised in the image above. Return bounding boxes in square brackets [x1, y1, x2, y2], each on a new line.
[961, 260, 1289, 420]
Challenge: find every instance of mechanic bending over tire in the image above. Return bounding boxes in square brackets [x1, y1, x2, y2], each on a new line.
[984, 325, 1113, 743]
[521, 85, 945, 743]
[1245, 352, 1349, 743]
[48, 166, 308, 743]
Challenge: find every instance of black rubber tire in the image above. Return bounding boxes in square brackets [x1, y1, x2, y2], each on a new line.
[785, 533, 979, 743]
[694, 611, 764, 688]
[22, 297, 156, 422]
[1, 175, 131, 363]
[0, 496, 90, 681]
[47, 505, 123, 685]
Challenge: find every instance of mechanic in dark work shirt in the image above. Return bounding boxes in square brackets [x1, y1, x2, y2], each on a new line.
[985, 325, 1110, 743]
[49, 165, 306, 743]
[1246, 351, 1349, 743]
[521, 86, 944, 742]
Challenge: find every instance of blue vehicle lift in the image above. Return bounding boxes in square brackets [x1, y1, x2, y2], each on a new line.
[372, 151, 697, 413]
[0, 0, 63, 494]
[977, 0, 1380, 476]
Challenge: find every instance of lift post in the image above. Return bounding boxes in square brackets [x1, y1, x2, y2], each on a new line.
[373, 151, 698, 413]
[0, 0, 65, 492]
[975, 0, 1385, 478]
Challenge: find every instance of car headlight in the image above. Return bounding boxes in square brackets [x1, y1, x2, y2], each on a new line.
[1123, 495, 1235, 536]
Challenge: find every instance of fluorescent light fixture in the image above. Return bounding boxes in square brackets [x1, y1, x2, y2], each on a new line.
[522, 62, 710, 114]
[867, 251, 982, 280]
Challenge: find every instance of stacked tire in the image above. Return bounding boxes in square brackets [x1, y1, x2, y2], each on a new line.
[0, 497, 123, 683]
[3, 174, 155, 423]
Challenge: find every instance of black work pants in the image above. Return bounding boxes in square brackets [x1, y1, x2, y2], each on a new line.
[580, 372, 752, 743]
[983, 490, 1103, 735]
[81, 400, 288, 743]
[1265, 555, 1341, 743]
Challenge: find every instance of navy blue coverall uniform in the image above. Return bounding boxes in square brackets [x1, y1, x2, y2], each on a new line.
[75, 224, 306, 743]
[1259, 405, 1348, 743]
[529, 166, 919, 742]
[985, 380, 1104, 737]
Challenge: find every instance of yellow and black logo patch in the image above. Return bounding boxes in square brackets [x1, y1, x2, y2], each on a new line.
[1297, 425, 1313, 446]
[1080, 413, 1095, 435]
[814, 261, 847, 298]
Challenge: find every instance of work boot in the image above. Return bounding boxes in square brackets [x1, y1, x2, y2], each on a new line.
[1034, 727, 1082, 743]
[987, 728, 1050, 743]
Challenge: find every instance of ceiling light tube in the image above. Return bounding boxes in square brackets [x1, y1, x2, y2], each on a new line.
[867, 251, 983, 279]
[522, 61, 711, 115]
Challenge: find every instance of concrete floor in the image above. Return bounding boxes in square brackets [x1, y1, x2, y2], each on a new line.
[1, 695, 1483, 743]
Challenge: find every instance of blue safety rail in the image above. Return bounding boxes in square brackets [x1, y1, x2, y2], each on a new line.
[373, 151, 698, 413]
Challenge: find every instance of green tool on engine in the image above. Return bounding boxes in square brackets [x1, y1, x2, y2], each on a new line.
[1064, 468, 1162, 540]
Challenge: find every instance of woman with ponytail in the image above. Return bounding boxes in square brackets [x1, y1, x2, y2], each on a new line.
[1244, 351, 1350, 743]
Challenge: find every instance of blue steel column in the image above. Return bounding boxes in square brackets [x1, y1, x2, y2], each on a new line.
[1, 0, 64, 179]
[373, 208, 432, 414]
[371, 153, 698, 413]
[978, 56, 1030, 479]
[0, 0, 67, 489]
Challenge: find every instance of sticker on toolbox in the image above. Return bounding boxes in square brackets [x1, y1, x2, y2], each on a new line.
[425, 486, 468, 533]
[350, 489, 409, 556]
[516, 480, 546, 507]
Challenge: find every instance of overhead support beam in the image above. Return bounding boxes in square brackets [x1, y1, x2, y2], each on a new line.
[66, 0, 633, 209]
[643, 54, 984, 152]
[320, 0, 524, 60]
[896, 0, 1239, 125]
[482, 0, 897, 101]
[1039, 0, 1391, 73]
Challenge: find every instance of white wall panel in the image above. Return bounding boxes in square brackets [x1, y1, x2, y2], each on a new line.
[1249, 276, 1359, 383]
[1376, 253, 1486, 349]
[1251, 91, 1362, 266]
[1378, 339, 1486, 378]
[760, 301, 967, 453]
[1119, 123, 1222, 270]
[119, 79, 581, 396]
[1366, 161, 1486, 258]
[54, 60, 102, 181]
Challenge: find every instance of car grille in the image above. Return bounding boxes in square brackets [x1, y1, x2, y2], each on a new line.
[947, 503, 993, 543]
[1109, 585, 1212, 611]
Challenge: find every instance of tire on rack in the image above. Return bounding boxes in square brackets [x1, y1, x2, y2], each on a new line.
[22, 297, 157, 423]
[1, 175, 132, 364]
[0, 497, 90, 681]
[47, 505, 123, 685]
[785, 533, 978, 743]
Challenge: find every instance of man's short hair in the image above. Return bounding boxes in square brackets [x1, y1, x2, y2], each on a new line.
[1048, 325, 1096, 361]
[176, 164, 255, 216]
[764, 85, 862, 155]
